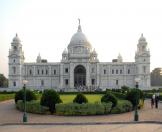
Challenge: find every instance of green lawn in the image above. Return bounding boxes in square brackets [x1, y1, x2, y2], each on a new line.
[60, 94, 103, 103]
[0, 94, 15, 102]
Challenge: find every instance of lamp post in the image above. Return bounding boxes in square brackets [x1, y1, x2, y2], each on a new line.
[23, 80, 28, 123]
[134, 77, 140, 121]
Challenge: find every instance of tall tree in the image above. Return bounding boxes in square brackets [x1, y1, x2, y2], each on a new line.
[0, 74, 8, 87]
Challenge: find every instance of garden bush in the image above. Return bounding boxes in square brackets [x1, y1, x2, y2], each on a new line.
[126, 88, 144, 108]
[15, 89, 37, 103]
[56, 102, 112, 115]
[111, 92, 126, 99]
[16, 100, 49, 114]
[111, 100, 133, 114]
[101, 92, 117, 108]
[73, 93, 88, 104]
[40, 89, 62, 114]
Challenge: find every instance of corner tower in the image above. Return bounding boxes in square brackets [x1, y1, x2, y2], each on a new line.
[8, 34, 24, 89]
[135, 34, 150, 89]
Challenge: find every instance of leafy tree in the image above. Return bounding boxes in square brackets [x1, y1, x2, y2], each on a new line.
[73, 93, 88, 104]
[40, 89, 62, 114]
[0, 74, 8, 87]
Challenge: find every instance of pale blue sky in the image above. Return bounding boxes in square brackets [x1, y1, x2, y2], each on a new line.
[1, 0, 162, 77]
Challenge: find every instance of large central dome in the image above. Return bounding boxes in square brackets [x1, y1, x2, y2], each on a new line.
[68, 22, 92, 49]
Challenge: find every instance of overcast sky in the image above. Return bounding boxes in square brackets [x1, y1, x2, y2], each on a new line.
[0, 0, 162, 77]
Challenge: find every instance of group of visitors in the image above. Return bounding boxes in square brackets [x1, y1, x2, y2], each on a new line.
[151, 92, 160, 109]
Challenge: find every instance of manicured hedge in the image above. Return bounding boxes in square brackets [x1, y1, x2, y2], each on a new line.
[16, 100, 49, 114]
[56, 102, 112, 116]
[111, 100, 133, 114]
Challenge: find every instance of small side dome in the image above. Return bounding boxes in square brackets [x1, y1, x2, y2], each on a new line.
[13, 33, 21, 43]
[139, 33, 146, 42]
[63, 48, 68, 54]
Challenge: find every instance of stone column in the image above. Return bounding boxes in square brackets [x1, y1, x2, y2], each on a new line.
[70, 63, 74, 90]
[96, 63, 100, 88]
[59, 63, 64, 89]
[124, 65, 127, 85]
[86, 64, 90, 88]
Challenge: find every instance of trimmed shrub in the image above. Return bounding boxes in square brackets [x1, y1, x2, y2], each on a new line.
[15, 89, 37, 103]
[56, 102, 112, 116]
[73, 93, 88, 104]
[111, 92, 126, 99]
[111, 100, 133, 114]
[121, 85, 130, 93]
[101, 92, 117, 108]
[126, 88, 141, 108]
[40, 89, 62, 114]
[16, 100, 49, 114]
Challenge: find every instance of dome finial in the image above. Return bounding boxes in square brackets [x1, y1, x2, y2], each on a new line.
[77, 18, 82, 32]
[141, 33, 143, 37]
[78, 18, 80, 25]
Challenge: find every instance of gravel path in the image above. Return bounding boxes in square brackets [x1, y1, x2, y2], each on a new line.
[0, 99, 162, 124]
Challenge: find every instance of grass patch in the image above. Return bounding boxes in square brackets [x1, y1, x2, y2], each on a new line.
[0, 93, 15, 102]
[60, 94, 103, 104]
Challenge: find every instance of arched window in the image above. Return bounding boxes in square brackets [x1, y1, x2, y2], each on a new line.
[13, 67, 16, 74]
[42, 70, 44, 75]
[37, 70, 39, 75]
[112, 69, 114, 74]
[120, 70, 122, 74]
[116, 69, 118, 74]
[46, 69, 48, 75]
[128, 69, 130, 74]
[41, 80, 44, 86]
[29, 69, 32, 75]
[143, 66, 146, 73]
[54, 70, 56, 75]
[104, 69, 106, 74]
[116, 80, 118, 85]
[13, 81, 16, 86]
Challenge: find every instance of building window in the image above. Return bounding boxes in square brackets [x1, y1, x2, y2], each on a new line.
[46, 69, 48, 75]
[128, 69, 130, 74]
[112, 69, 114, 74]
[41, 80, 44, 86]
[54, 70, 56, 75]
[42, 70, 44, 75]
[120, 70, 122, 74]
[116, 80, 118, 85]
[13, 67, 16, 74]
[29, 69, 32, 75]
[65, 68, 68, 73]
[143, 66, 146, 73]
[92, 79, 95, 85]
[13, 81, 16, 86]
[116, 70, 118, 74]
[37, 70, 39, 75]
[14, 46, 17, 50]
[104, 69, 106, 74]
[13, 59, 15, 63]
[65, 79, 68, 85]
[92, 68, 94, 73]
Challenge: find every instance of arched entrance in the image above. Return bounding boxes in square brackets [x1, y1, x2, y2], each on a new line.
[74, 65, 86, 87]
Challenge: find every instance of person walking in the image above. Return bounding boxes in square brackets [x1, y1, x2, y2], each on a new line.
[155, 94, 159, 109]
[151, 97, 154, 108]
[151, 94, 155, 108]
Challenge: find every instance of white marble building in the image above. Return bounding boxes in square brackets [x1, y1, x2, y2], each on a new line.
[8, 21, 150, 91]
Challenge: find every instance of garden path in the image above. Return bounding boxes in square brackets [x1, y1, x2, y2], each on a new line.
[0, 99, 162, 124]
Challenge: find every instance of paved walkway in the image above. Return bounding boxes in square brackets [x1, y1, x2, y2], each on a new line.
[0, 99, 162, 124]
[1, 99, 162, 131]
